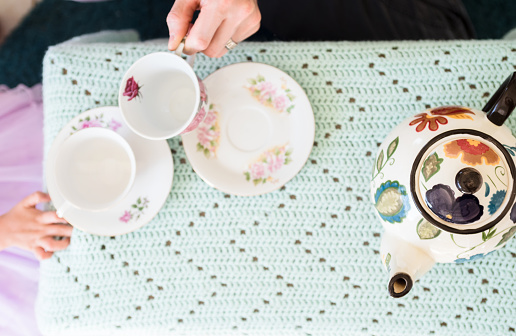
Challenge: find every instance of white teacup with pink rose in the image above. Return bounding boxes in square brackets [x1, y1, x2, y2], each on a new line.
[119, 43, 208, 140]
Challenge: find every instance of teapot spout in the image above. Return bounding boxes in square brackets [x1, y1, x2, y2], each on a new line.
[380, 232, 435, 298]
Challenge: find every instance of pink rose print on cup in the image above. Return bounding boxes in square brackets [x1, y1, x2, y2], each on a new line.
[123, 76, 142, 101]
[244, 145, 293, 185]
[244, 75, 296, 113]
[196, 104, 221, 158]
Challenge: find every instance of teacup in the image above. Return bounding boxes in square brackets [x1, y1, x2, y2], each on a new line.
[53, 127, 136, 217]
[118, 43, 208, 140]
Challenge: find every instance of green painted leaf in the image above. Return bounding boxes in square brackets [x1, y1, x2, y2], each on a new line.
[204, 148, 210, 158]
[257, 75, 265, 82]
[132, 204, 137, 208]
[286, 105, 294, 113]
[285, 148, 293, 156]
[385, 253, 391, 272]
[482, 232, 487, 242]
[248, 78, 257, 85]
[496, 226, 516, 247]
[137, 198, 141, 204]
[376, 150, 384, 173]
[284, 157, 292, 165]
[197, 143, 204, 152]
[417, 218, 441, 239]
[422, 152, 444, 182]
[253, 179, 262, 186]
[244, 172, 251, 181]
[387, 137, 399, 158]
[209, 104, 214, 110]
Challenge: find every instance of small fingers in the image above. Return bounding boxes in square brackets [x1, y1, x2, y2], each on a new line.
[44, 224, 73, 238]
[34, 247, 53, 260]
[37, 237, 71, 252]
[22, 191, 50, 208]
[38, 211, 68, 225]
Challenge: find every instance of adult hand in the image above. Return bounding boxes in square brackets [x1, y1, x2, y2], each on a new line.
[167, 0, 261, 57]
[0, 192, 73, 260]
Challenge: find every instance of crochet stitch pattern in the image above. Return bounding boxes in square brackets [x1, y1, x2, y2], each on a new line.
[37, 40, 516, 335]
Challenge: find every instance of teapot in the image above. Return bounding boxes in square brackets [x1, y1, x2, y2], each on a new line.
[370, 72, 516, 298]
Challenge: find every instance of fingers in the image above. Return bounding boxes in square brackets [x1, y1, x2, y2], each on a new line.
[37, 237, 71, 252]
[184, 3, 226, 54]
[167, 0, 198, 50]
[181, 0, 261, 57]
[21, 191, 50, 208]
[34, 247, 53, 260]
[44, 224, 73, 238]
[38, 211, 68, 225]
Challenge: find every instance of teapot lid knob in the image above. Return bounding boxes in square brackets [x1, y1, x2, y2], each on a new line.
[483, 72, 516, 126]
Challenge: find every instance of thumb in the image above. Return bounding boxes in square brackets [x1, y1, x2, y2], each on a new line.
[167, 0, 198, 51]
[22, 191, 51, 208]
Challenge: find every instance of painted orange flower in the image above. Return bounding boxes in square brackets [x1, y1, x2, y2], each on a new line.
[444, 139, 500, 166]
[409, 106, 475, 132]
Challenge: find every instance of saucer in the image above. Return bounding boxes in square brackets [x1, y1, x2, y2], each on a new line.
[45, 106, 174, 236]
[182, 62, 315, 196]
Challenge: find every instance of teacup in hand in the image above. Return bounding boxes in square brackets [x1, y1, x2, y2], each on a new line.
[53, 127, 136, 217]
[118, 44, 208, 140]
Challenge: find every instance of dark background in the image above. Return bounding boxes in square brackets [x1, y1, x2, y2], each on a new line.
[0, 0, 513, 88]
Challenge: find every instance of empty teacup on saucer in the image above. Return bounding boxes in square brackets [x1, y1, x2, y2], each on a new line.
[181, 62, 315, 196]
[46, 106, 174, 236]
[53, 127, 136, 217]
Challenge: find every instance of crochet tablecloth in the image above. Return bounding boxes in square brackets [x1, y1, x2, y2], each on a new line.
[37, 39, 516, 336]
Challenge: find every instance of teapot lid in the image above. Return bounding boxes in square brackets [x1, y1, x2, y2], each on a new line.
[411, 130, 516, 234]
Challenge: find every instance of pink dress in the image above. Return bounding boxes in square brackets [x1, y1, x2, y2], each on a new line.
[0, 84, 44, 336]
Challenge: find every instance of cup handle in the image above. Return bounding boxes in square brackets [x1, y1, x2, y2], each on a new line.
[174, 38, 196, 68]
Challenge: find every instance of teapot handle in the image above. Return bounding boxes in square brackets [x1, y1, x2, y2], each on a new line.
[483, 71, 516, 126]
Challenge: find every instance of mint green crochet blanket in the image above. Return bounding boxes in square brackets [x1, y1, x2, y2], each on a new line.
[37, 39, 516, 335]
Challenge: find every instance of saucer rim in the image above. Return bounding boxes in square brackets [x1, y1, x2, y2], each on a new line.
[181, 61, 315, 197]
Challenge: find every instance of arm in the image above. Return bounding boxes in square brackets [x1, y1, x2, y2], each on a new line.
[0, 191, 73, 260]
[167, 0, 261, 57]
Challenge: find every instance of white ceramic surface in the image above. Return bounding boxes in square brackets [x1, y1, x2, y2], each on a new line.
[46, 106, 174, 236]
[118, 52, 208, 140]
[182, 62, 315, 196]
[54, 127, 136, 216]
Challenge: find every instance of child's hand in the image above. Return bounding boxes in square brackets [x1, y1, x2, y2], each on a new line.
[0, 191, 73, 260]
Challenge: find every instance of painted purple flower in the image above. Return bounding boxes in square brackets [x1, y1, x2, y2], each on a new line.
[109, 119, 122, 132]
[425, 184, 483, 224]
[119, 210, 132, 223]
[123, 76, 141, 101]
[80, 119, 103, 129]
[511, 203, 516, 223]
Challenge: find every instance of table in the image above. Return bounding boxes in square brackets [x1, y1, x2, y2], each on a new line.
[36, 38, 516, 335]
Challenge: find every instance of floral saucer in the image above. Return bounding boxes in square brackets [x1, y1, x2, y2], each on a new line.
[45, 106, 174, 236]
[182, 63, 315, 196]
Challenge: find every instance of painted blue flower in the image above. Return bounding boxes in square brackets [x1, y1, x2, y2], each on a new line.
[454, 251, 493, 263]
[488, 190, 506, 215]
[425, 184, 483, 224]
[374, 180, 411, 223]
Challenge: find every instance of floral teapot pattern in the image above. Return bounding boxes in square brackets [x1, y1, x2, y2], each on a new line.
[370, 72, 516, 298]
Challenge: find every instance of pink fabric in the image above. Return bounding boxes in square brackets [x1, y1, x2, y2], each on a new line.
[0, 84, 44, 336]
